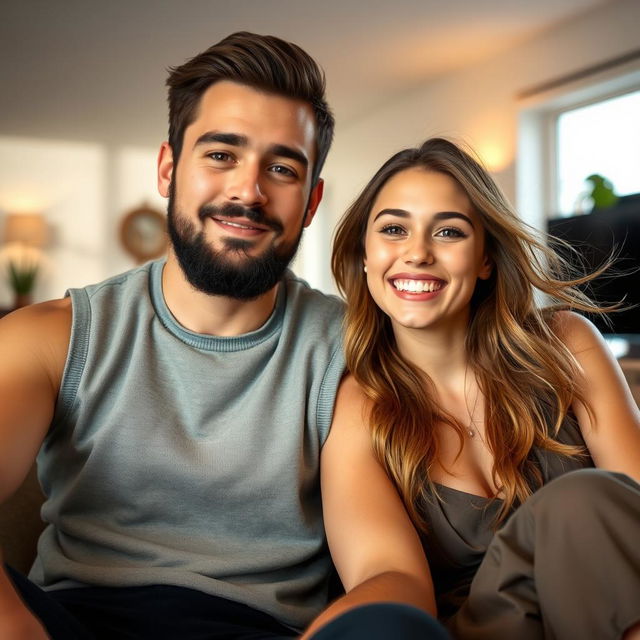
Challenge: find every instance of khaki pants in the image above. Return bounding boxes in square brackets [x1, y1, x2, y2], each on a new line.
[449, 469, 640, 640]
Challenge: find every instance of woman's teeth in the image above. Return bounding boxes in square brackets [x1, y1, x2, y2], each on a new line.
[393, 279, 443, 293]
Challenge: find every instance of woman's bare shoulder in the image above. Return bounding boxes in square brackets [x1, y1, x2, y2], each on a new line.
[331, 373, 373, 436]
[336, 373, 371, 409]
[549, 310, 604, 355]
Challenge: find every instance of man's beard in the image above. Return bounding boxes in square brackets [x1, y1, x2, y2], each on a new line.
[167, 186, 304, 301]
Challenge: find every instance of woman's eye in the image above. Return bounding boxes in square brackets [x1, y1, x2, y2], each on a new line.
[380, 224, 406, 236]
[435, 227, 466, 238]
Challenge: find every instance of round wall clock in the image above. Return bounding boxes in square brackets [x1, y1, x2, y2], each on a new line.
[119, 205, 168, 263]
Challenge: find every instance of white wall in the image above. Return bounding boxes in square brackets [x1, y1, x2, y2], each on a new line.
[0, 139, 163, 306]
[1, 0, 638, 301]
[0, 137, 106, 306]
[319, 0, 640, 292]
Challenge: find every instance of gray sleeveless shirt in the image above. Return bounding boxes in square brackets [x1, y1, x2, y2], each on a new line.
[30, 260, 345, 630]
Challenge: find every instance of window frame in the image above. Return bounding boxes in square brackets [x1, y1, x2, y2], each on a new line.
[549, 86, 640, 218]
[516, 64, 640, 229]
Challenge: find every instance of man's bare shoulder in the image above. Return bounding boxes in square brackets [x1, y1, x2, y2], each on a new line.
[1, 297, 71, 335]
[0, 298, 72, 384]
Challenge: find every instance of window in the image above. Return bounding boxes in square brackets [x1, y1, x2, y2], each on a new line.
[517, 67, 640, 336]
[555, 90, 640, 217]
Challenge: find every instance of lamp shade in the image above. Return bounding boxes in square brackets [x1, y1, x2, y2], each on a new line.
[3, 213, 48, 247]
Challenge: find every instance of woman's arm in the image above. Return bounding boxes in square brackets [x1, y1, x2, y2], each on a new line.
[302, 375, 436, 638]
[555, 311, 640, 482]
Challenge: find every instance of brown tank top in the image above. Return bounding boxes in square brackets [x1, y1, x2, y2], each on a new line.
[418, 418, 594, 620]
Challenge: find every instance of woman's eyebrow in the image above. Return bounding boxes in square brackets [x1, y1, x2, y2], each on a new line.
[372, 209, 474, 228]
[372, 208, 410, 222]
[433, 211, 475, 227]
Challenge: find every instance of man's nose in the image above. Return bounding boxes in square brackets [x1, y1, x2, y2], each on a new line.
[225, 162, 268, 208]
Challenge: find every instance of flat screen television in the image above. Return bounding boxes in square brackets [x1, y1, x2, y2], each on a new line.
[547, 193, 640, 337]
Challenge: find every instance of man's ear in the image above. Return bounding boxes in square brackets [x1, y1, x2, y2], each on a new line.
[157, 142, 174, 198]
[302, 179, 324, 228]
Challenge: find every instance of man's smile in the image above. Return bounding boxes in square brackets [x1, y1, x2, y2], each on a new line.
[210, 216, 272, 236]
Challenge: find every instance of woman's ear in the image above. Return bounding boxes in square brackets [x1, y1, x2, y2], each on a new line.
[478, 254, 493, 280]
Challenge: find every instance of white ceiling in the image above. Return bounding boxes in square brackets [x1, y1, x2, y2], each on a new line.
[0, 0, 612, 147]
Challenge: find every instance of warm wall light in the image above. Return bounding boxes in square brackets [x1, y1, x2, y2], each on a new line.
[3, 213, 48, 247]
[1, 195, 48, 214]
[477, 142, 513, 173]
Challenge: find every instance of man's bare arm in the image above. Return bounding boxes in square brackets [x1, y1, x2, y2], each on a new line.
[0, 298, 70, 639]
[0, 299, 70, 503]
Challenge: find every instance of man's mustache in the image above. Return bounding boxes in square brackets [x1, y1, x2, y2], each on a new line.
[198, 203, 283, 234]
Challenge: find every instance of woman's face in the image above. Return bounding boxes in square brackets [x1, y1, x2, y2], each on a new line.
[363, 167, 492, 333]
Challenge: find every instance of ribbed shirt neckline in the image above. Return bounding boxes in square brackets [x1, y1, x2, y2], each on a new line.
[149, 260, 287, 352]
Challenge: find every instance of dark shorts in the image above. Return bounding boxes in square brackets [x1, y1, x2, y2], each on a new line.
[7, 566, 295, 639]
[8, 566, 449, 639]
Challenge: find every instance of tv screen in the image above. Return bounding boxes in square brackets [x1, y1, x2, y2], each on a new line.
[547, 193, 640, 336]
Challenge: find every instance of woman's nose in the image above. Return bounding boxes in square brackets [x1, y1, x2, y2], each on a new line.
[403, 238, 434, 266]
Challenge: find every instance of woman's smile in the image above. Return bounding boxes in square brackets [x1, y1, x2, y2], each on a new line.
[364, 167, 491, 332]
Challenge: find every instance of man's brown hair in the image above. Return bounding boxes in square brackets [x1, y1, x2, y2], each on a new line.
[166, 31, 334, 186]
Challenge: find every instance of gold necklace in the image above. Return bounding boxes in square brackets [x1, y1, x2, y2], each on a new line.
[463, 365, 481, 439]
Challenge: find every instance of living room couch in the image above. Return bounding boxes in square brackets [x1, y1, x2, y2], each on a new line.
[0, 465, 46, 575]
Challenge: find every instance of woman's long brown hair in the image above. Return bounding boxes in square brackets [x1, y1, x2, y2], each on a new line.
[332, 137, 613, 526]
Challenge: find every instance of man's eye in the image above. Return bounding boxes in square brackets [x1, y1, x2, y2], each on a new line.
[269, 165, 296, 178]
[208, 151, 231, 162]
[380, 224, 406, 236]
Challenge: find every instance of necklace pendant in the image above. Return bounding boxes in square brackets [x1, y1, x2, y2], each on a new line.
[468, 429, 475, 438]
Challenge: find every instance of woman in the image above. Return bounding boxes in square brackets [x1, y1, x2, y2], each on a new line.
[327, 138, 640, 639]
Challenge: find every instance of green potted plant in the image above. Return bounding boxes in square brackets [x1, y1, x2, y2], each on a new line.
[1, 243, 42, 308]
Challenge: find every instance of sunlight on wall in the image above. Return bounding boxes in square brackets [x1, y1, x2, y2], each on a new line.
[290, 197, 334, 295]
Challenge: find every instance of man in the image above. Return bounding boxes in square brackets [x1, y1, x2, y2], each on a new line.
[0, 32, 445, 639]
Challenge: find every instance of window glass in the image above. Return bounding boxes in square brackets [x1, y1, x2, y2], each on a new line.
[556, 90, 640, 216]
